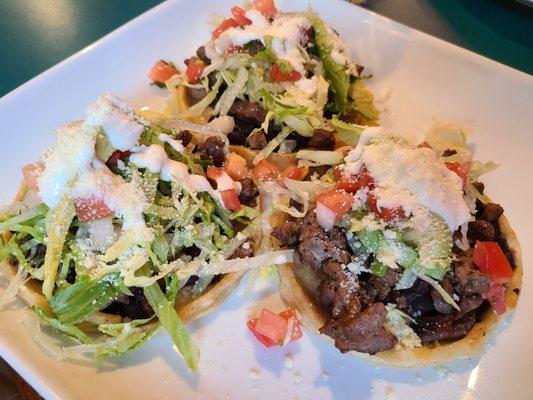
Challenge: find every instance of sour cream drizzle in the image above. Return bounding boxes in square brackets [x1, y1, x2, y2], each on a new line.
[344, 128, 471, 231]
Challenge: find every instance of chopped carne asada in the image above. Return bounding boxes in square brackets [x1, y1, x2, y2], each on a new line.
[277, 126, 519, 357]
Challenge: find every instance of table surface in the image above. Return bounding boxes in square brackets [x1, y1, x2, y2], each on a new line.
[0, 0, 532, 99]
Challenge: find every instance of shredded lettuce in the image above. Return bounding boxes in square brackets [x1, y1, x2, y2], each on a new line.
[42, 196, 76, 298]
[330, 116, 364, 147]
[49, 273, 121, 324]
[349, 79, 380, 121]
[144, 283, 199, 372]
[311, 15, 349, 114]
[33, 306, 91, 343]
[296, 149, 344, 166]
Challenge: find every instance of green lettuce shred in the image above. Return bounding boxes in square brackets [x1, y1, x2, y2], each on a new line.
[311, 15, 350, 114]
[143, 283, 199, 372]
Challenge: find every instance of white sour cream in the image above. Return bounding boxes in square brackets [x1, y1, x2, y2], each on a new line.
[86, 94, 146, 151]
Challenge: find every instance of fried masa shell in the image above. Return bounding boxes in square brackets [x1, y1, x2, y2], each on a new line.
[278, 209, 522, 367]
[1, 183, 245, 329]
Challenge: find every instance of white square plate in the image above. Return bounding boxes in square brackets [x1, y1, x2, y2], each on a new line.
[0, 1, 531, 399]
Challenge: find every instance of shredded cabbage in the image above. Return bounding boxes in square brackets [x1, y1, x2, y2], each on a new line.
[384, 305, 421, 350]
[42, 196, 76, 298]
[0, 264, 28, 310]
[296, 149, 344, 166]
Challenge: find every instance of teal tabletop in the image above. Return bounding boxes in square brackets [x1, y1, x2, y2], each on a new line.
[0, 0, 532, 98]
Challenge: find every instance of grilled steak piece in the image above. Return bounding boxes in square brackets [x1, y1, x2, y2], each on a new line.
[479, 202, 504, 223]
[200, 136, 225, 167]
[453, 252, 490, 296]
[430, 278, 455, 314]
[245, 130, 268, 150]
[230, 239, 254, 259]
[365, 269, 399, 302]
[467, 220, 495, 242]
[415, 311, 476, 344]
[297, 213, 351, 270]
[228, 99, 267, 126]
[389, 279, 435, 318]
[272, 220, 302, 247]
[307, 129, 335, 150]
[320, 303, 397, 354]
[238, 178, 258, 207]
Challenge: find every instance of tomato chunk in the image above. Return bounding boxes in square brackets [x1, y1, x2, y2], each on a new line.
[270, 63, 301, 82]
[366, 192, 405, 222]
[316, 189, 354, 220]
[185, 57, 206, 84]
[231, 6, 252, 26]
[334, 165, 375, 193]
[247, 308, 302, 348]
[472, 241, 513, 284]
[445, 162, 471, 187]
[73, 196, 114, 223]
[281, 165, 308, 181]
[149, 60, 179, 84]
[483, 283, 506, 315]
[417, 141, 432, 149]
[106, 150, 132, 167]
[220, 189, 241, 211]
[250, 0, 278, 18]
[212, 18, 239, 39]
[224, 153, 248, 181]
[22, 162, 45, 191]
[253, 159, 279, 181]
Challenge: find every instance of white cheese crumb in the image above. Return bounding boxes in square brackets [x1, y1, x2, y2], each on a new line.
[85, 94, 146, 151]
[292, 371, 302, 384]
[37, 122, 96, 208]
[344, 128, 471, 231]
[284, 353, 294, 369]
[248, 367, 261, 381]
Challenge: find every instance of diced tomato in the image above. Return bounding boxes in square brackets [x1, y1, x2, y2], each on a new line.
[250, 0, 278, 18]
[22, 162, 45, 191]
[212, 18, 240, 39]
[270, 63, 302, 82]
[334, 166, 375, 193]
[417, 141, 432, 149]
[225, 45, 244, 55]
[206, 166, 224, 181]
[472, 241, 513, 284]
[281, 165, 308, 181]
[185, 57, 206, 84]
[220, 189, 241, 210]
[247, 318, 277, 348]
[278, 308, 303, 342]
[366, 192, 405, 222]
[247, 308, 302, 348]
[73, 196, 114, 223]
[149, 60, 179, 84]
[316, 189, 354, 220]
[224, 153, 248, 181]
[106, 150, 132, 167]
[231, 6, 252, 25]
[445, 162, 471, 187]
[253, 159, 279, 181]
[483, 283, 506, 315]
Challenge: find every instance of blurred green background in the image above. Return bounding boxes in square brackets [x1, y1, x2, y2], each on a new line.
[0, 0, 532, 97]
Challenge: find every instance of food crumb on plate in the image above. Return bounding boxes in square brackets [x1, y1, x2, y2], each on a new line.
[284, 352, 294, 369]
[293, 371, 302, 384]
[322, 371, 330, 381]
[415, 373, 423, 382]
[249, 367, 261, 381]
[385, 386, 395, 400]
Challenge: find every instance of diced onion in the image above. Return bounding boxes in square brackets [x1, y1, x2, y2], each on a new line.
[315, 202, 336, 231]
[88, 217, 116, 252]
